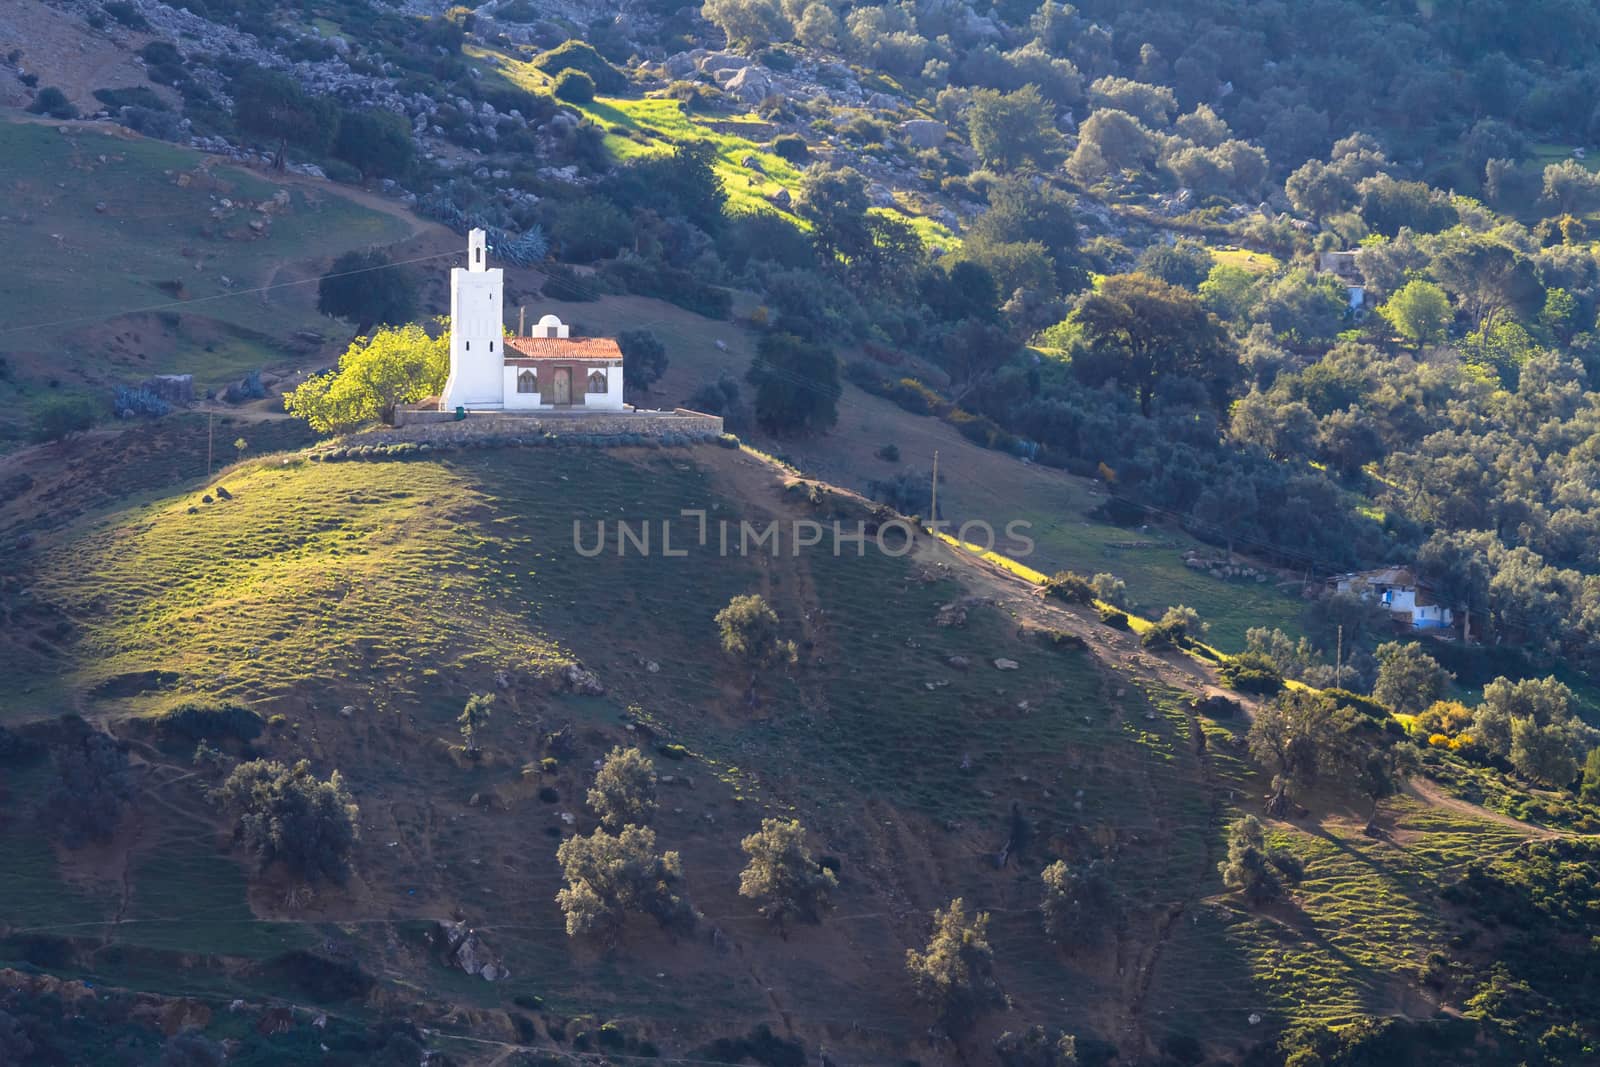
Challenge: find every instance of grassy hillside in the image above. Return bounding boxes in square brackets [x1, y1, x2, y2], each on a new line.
[0, 437, 1566, 1064]
[0, 117, 415, 445]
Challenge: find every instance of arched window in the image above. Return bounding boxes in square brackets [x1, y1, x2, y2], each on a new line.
[517, 369, 537, 394]
[489, 340, 495, 352]
[587, 370, 608, 394]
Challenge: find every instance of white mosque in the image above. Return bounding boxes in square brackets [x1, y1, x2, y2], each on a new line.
[438, 229, 626, 413]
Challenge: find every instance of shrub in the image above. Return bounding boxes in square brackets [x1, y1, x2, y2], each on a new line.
[532, 40, 626, 93]
[102, 1, 151, 29]
[1044, 571, 1096, 605]
[152, 700, 264, 743]
[1219, 652, 1285, 694]
[876, 443, 900, 461]
[554, 70, 596, 105]
[771, 134, 809, 163]
[28, 86, 78, 119]
[1090, 572, 1126, 606]
[1098, 605, 1130, 629]
[31, 397, 95, 442]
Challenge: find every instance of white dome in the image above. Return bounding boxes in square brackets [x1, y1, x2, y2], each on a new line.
[537, 314, 563, 327]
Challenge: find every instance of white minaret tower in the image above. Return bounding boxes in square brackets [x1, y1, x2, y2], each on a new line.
[440, 228, 504, 410]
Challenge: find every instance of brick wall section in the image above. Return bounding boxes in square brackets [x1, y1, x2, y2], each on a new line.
[357, 408, 724, 447]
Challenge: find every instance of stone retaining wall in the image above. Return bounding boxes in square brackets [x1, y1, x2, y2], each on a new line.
[370, 407, 724, 445]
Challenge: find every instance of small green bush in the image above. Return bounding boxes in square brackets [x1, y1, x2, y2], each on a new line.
[1044, 571, 1096, 605]
[152, 700, 265, 742]
[554, 70, 596, 105]
[876, 443, 900, 462]
[1219, 652, 1284, 694]
[1098, 605, 1130, 629]
[771, 134, 809, 163]
[27, 87, 78, 120]
[532, 40, 626, 93]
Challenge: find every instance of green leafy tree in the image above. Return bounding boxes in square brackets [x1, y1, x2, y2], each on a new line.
[1542, 159, 1600, 215]
[1377, 279, 1452, 348]
[316, 249, 418, 335]
[333, 108, 415, 179]
[48, 725, 132, 847]
[1372, 642, 1452, 716]
[1428, 237, 1543, 332]
[30, 397, 96, 443]
[1039, 859, 1116, 947]
[457, 693, 494, 757]
[1218, 815, 1291, 904]
[1580, 748, 1600, 804]
[1086, 75, 1176, 125]
[1248, 690, 1335, 815]
[1070, 273, 1236, 416]
[796, 164, 873, 274]
[905, 898, 1006, 1034]
[1510, 718, 1579, 787]
[589, 746, 658, 829]
[738, 817, 837, 931]
[211, 759, 359, 883]
[555, 825, 695, 941]
[747, 331, 840, 435]
[1285, 159, 1356, 220]
[617, 329, 669, 393]
[967, 85, 1065, 169]
[233, 66, 339, 154]
[715, 594, 797, 673]
[701, 0, 790, 50]
[994, 1026, 1079, 1067]
[284, 323, 449, 432]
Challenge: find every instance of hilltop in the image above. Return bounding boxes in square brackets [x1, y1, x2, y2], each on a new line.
[1, 434, 1592, 1065]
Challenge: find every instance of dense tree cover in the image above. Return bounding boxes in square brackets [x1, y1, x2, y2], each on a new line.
[211, 759, 359, 883]
[284, 323, 449, 431]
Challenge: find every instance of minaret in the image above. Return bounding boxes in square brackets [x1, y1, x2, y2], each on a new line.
[439, 228, 505, 410]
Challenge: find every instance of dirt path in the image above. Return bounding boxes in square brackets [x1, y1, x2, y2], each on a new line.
[1403, 776, 1563, 838]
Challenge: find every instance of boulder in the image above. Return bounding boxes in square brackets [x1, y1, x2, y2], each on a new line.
[898, 119, 947, 148]
[993, 658, 1020, 671]
[725, 66, 774, 104]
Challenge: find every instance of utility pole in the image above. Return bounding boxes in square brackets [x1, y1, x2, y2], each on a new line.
[1335, 624, 1343, 687]
[929, 450, 939, 530]
[519, 305, 526, 336]
[207, 411, 214, 480]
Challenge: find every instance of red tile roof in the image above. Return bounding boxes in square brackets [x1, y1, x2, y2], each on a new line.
[505, 336, 623, 360]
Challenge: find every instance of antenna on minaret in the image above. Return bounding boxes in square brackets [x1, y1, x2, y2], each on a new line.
[519, 306, 526, 337]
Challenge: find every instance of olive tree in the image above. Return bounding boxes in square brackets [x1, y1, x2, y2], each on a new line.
[738, 818, 837, 931]
[211, 759, 359, 883]
[588, 746, 658, 829]
[905, 898, 1006, 1034]
[556, 824, 695, 942]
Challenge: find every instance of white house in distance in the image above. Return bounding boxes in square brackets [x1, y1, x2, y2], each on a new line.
[439, 229, 625, 413]
[1329, 567, 1454, 631]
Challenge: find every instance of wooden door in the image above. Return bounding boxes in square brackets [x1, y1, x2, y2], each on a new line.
[553, 368, 571, 404]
